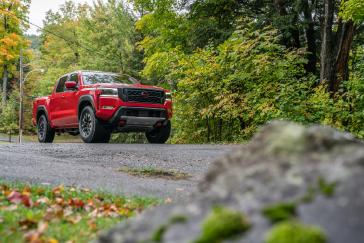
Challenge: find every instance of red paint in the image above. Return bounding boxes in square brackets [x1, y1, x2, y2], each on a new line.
[32, 71, 173, 129]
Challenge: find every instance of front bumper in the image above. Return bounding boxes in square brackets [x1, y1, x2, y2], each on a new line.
[108, 107, 168, 132]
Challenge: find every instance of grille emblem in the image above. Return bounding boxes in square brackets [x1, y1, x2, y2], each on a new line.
[141, 91, 149, 98]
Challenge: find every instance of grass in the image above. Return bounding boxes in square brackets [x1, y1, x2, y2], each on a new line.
[0, 180, 159, 243]
[0, 133, 82, 143]
[118, 166, 191, 180]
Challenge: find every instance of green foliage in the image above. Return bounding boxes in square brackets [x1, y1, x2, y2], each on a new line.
[265, 222, 327, 243]
[170, 20, 318, 143]
[0, 88, 19, 135]
[194, 206, 250, 243]
[262, 202, 297, 224]
[340, 0, 364, 23]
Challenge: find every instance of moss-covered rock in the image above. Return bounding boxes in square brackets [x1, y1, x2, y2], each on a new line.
[97, 121, 364, 243]
[265, 222, 327, 243]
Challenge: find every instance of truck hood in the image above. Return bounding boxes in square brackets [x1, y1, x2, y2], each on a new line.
[86, 83, 168, 91]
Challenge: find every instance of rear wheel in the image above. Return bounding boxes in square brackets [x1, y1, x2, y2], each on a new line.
[79, 106, 111, 143]
[37, 114, 55, 143]
[145, 120, 171, 144]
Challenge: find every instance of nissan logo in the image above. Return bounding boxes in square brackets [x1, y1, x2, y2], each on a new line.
[141, 91, 149, 97]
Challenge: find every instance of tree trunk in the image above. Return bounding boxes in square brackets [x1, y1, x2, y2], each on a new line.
[302, 0, 317, 74]
[274, 0, 300, 48]
[2, 65, 8, 106]
[334, 21, 355, 91]
[320, 0, 336, 91]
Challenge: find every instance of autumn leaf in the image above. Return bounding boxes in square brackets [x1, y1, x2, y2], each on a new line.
[65, 215, 82, 224]
[87, 219, 97, 231]
[7, 191, 33, 207]
[47, 238, 59, 243]
[19, 218, 38, 230]
[35, 196, 50, 205]
[52, 185, 64, 196]
[68, 198, 85, 209]
[24, 221, 48, 243]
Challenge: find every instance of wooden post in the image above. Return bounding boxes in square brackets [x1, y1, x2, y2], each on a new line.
[18, 48, 23, 143]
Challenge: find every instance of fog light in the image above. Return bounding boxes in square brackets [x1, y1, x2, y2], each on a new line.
[102, 106, 114, 110]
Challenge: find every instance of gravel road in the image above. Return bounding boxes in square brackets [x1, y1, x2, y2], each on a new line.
[0, 143, 235, 200]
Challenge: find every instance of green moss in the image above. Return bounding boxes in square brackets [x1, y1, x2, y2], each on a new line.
[262, 202, 297, 223]
[170, 215, 188, 224]
[318, 178, 337, 197]
[194, 206, 251, 243]
[265, 222, 327, 243]
[152, 225, 167, 242]
[300, 185, 317, 203]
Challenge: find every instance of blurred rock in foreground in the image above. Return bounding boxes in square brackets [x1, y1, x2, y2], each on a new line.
[96, 121, 364, 243]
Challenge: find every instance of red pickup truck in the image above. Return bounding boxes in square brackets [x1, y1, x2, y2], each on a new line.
[32, 71, 172, 143]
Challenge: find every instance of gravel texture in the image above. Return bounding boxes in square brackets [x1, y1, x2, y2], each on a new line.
[0, 143, 234, 200]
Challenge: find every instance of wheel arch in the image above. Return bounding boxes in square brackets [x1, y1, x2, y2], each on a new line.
[36, 106, 49, 122]
[78, 95, 96, 120]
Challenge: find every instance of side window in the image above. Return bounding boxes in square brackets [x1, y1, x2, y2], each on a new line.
[69, 73, 78, 84]
[55, 76, 68, 93]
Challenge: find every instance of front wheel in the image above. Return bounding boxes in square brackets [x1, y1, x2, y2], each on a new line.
[79, 106, 111, 143]
[145, 120, 171, 144]
[37, 114, 55, 143]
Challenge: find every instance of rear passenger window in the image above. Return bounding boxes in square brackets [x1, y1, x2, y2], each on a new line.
[56, 76, 68, 93]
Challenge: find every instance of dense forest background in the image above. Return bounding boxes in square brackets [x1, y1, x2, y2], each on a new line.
[0, 0, 364, 143]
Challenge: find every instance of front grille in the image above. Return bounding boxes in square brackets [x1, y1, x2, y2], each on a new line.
[119, 88, 165, 104]
[121, 108, 167, 118]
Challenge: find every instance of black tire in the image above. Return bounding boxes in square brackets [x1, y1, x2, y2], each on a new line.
[37, 114, 55, 143]
[145, 120, 171, 144]
[79, 106, 111, 143]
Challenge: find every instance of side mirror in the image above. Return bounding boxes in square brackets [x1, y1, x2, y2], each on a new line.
[65, 81, 77, 90]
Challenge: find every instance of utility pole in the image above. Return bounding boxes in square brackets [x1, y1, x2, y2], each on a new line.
[18, 48, 24, 143]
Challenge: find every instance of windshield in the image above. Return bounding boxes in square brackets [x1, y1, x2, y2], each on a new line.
[82, 72, 138, 85]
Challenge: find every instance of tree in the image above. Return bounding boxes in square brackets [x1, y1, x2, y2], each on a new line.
[0, 0, 30, 105]
[79, 0, 136, 74]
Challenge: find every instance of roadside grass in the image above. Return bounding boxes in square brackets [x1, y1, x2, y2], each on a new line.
[0, 133, 82, 143]
[118, 167, 191, 180]
[0, 180, 159, 243]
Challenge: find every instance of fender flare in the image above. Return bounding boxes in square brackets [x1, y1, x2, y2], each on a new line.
[36, 105, 50, 122]
[78, 95, 96, 119]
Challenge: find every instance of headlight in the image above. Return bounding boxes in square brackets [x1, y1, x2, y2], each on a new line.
[99, 88, 118, 97]
[165, 92, 172, 101]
